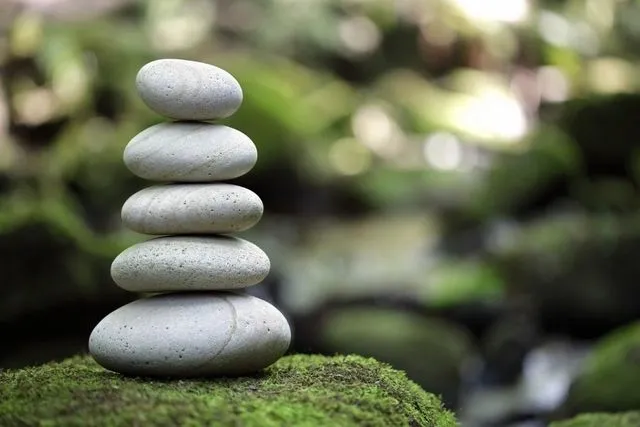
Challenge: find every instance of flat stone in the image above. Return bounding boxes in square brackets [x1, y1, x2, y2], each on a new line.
[121, 184, 263, 235]
[111, 236, 270, 292]
[88, 292, 291, 377]
[136, 59, 243, 120]
[124, 122, 257, 182]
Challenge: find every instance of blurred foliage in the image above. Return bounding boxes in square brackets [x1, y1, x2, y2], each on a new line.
[2, 0, 640, 332]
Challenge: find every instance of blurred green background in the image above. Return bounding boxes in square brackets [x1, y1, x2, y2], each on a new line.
[2, 0, 640, 426]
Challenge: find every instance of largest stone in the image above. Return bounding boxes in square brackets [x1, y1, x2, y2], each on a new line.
[89, 292, 290, 377]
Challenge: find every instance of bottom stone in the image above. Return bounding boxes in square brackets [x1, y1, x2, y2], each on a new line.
[88, 291, 290, 377]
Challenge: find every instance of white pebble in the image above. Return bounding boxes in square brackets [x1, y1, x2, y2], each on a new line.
[136, 59, 243, 120]
[124, 122, 257, 182]
[89, 292, 291, 377]
[111, 236, 270, 292]
[122, 184, 263, 235]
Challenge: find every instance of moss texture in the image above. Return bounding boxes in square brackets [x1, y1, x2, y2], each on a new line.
[0, 354, 457, 427]
[562, 322, 640, 415]
[550, 412, 640, 427]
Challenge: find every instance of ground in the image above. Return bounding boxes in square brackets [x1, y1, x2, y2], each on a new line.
[0, 353, 457, 426]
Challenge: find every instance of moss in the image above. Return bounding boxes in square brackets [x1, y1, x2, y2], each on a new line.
[550, 412, 640, 427]
[562, 322, 640, 415]
[0, 354, 457, 427]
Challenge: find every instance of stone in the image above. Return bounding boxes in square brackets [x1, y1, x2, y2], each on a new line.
[111, 236, 270, 292]
[88, 292, 291, 377]
[136, 59, 243, 120]
[121, 184, 263, 235]
[123, 122, 257, 182]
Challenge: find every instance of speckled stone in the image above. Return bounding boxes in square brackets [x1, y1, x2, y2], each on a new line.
[124, 122, 257, 182]
[88, 292, 291, 377]
[111, 236, 270, 292]
[121, 184, 263, 235]
[136, 59, 243, 120]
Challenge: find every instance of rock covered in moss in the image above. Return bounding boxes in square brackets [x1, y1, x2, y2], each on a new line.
[562, 322, 640, 415]
[550, 412, 640, 427]
[0, 354, 457, 427]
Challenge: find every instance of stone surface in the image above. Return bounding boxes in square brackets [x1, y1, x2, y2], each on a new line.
[136, 59, 243, 120]
[111, 236, 270, 292]
[88, 292, 291, 377]
[124, 122, 257, 182]
[121, 184, 263, 235]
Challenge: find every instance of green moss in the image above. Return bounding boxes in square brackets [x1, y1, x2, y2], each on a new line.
[563, 322, 640, 415]
[550, 412, 640, 427]
[0, 354, 457, 427]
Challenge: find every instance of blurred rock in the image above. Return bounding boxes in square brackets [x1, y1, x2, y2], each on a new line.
[316, 306, 476, 408]
[492, 213, 640, 338]
[560, 322, 640, 417]
[550, 412, 640, 427]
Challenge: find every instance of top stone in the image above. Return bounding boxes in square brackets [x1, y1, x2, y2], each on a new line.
[136, 59, 243, 121]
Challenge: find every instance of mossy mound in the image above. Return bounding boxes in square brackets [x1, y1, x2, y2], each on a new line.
[0, 354, 457, 427]
[562, 322, 640, 415]
[550, 412, 640, 427]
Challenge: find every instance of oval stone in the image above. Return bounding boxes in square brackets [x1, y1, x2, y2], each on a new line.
[122, 184, 263, 235]
[124, 122, 257, 182]
[89, 292, 291, 377]
[111, 236, 270, 292]
[136, 59, 243, 120]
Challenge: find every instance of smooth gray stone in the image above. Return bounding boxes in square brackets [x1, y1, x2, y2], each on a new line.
[136, 59, 243, 120]
[111, 236, 270, 292]
[121, 184, 263, 235]
[89, 292, 291, 377]
[123, 122, 257, 182]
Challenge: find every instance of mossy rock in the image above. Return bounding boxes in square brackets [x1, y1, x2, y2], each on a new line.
[550, 412, 640, 427]
[562, 322, 640, 415]
[0, 354, 457, 427]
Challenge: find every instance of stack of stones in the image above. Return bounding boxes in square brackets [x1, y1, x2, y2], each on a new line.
[89, 59, 291, 377]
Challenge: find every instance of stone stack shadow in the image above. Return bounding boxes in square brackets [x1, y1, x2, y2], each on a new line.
[89, 59, 291, 377]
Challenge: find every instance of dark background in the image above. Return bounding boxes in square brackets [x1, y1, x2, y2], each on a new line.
[1, 0, 640, 426]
